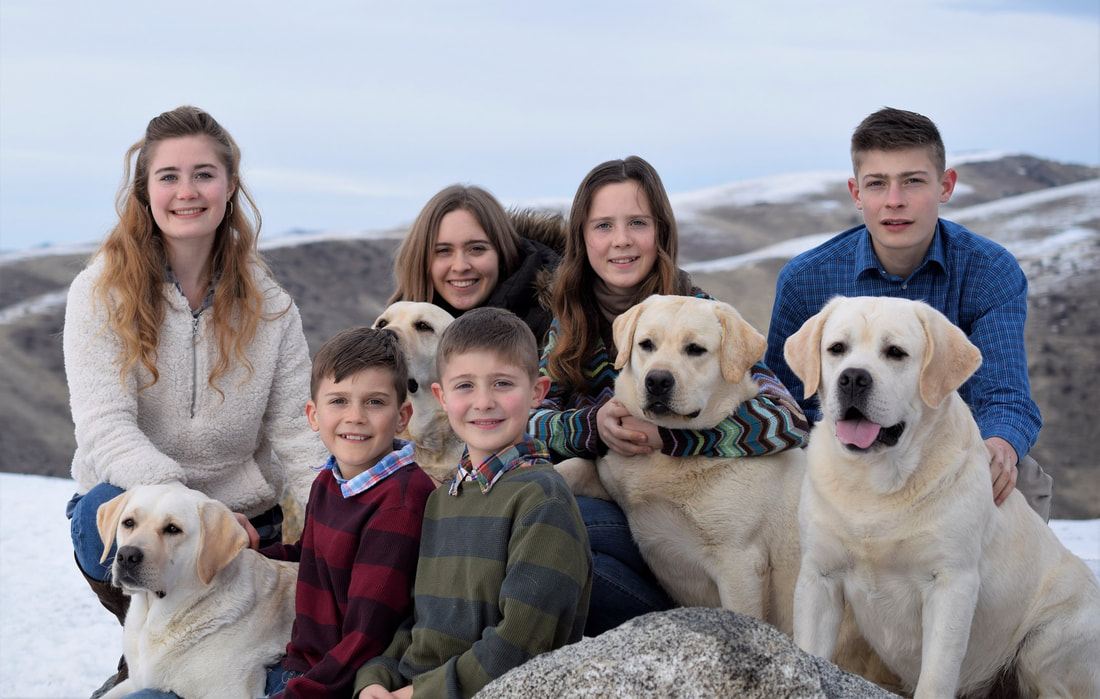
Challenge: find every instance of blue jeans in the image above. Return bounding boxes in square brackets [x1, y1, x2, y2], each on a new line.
[114, 663, 298, 698]
[578, 496, 674, 636]
[68, 482, 125, 581]
[68, 483, 284, 581]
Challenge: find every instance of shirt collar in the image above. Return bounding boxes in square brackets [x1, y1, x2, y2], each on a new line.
[448, 436, 549, 496]
[165, 264, 217, 317]
[854, 220, 949, 282]
[320, 439, 417, 499]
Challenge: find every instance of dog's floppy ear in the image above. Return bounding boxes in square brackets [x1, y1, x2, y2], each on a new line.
[917, 304, 982, 408]
[196, 499, 249, 585]
[714, 300, 767, 382]
[784, 298, 836, 398]
[96, 491, 133, 564]
[611, 298, 649, 370]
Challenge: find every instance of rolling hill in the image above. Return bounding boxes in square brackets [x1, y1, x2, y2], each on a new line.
[1, 154, 1096, 518]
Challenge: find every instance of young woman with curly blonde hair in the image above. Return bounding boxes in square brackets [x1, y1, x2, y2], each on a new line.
[64, 105, 325, 696]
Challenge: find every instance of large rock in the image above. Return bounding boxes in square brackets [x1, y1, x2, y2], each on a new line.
[476, 607, 897, 698]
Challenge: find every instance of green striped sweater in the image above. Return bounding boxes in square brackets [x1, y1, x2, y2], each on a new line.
[353, 462, 592, 699]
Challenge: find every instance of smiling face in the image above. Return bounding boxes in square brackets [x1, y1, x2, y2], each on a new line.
[306, 367, 412, 479]
[431, 350, 549, 467]
[583, 180, 659, 294]
[848, 147, 957, 277]
[430, 208, 501, 311]
[146, 135, 235, 254]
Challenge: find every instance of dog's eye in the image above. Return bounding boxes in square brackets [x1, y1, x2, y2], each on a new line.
[414, 321, 433, 332]
[827, 342, 846, 355]
[684, 343, 706, 357]
[638, 339, 655, 352]
[122, 517, 135, 529]
[375, 319, 388, 329]
[163, 524, 182, 535]
[885, 345, 908, 360]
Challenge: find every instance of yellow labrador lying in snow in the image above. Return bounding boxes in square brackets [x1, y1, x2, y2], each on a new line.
[558, 294, 889, 683]
[373, 301, 460, 483]
[785, 296, 1100, 698]
[97, 483, 298, 699]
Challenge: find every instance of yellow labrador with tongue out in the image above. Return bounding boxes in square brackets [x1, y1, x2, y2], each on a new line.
[784, 296, 1100, 699]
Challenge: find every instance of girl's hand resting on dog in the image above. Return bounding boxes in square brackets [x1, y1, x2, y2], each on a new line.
[597, 399, 661, 456]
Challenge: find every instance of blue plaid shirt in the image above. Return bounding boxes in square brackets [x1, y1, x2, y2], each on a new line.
[319, 439, 417, 498]
[764, 218, 1041, 460]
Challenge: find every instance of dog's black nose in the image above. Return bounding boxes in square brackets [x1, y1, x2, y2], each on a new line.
[407, 378, 419, 394]
[645, 370, 675, 398]
[116, 545, 144, 570]
[837, 367, 872, 402]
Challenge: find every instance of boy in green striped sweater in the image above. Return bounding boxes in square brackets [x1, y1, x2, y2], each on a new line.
[355, 307, 592, 699]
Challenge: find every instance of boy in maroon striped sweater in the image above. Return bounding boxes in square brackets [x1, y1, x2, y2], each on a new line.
[249, 327, 437, 698]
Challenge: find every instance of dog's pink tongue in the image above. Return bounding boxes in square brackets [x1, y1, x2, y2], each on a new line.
[836, 418, 882, 449]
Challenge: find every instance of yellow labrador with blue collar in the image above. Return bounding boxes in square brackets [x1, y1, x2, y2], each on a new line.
[97, 483, 297, 699]
[785, 296, 1100, 698]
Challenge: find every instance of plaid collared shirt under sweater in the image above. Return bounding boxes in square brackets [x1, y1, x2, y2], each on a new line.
[449, 437, 550, 496]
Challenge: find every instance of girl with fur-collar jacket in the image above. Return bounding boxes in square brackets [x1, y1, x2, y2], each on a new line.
[388, 184, 563, 345]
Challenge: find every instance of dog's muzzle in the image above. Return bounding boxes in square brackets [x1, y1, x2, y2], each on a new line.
[642, 370, 700, 419]
[113, 544, 145, 585]
[115, 545, 143, 571]
[644, 370, 675, 414]
[834, 367, 904, 450]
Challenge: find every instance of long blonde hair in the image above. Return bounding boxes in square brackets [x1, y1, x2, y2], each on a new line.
[389, 184, 521, 304]
[547, 156, 689, 394]
[92, 105, 272, 393]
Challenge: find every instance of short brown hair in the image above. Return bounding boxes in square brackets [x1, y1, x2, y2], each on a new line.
[851, 107, 946, 176]
[436, 307, 539, 381]
[310, 327, 409, 402]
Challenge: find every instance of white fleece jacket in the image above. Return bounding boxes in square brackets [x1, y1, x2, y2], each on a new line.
[64, 256, 327, 517]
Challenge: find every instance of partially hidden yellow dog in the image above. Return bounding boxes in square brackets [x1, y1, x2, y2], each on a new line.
[373, 301, 461, 484]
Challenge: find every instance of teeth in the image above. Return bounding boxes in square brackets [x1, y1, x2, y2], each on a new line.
[610, 257, 637, 264]
[449, 280, 477, 288]
[342, 434, 368, 441]
[173, 208, 204, 215]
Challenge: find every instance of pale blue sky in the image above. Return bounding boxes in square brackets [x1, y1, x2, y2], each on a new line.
[1, 0, 1097, 251]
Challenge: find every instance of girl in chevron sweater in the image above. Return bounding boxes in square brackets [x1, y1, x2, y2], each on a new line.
[529, 155, 809, 635]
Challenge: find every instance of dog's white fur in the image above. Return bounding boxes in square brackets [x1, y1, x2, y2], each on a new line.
[97, 483, 298, 699]
[557, 295, 890, 683]
[373, 301, 461, 484]
[786, 296, 1100, 698]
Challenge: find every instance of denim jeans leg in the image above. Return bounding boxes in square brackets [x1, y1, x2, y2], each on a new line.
[577, 496, 674, 636]
[68, 482, 125, 581]
[263, 663, 301, 696]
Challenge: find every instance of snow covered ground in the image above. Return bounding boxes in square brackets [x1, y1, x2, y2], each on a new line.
[1, 472, 1097, 699]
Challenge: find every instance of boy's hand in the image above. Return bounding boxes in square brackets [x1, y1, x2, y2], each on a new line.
[597, 399, 660, 456]
[985, 437, 1019, 507]
[233, 513, 260, 550]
